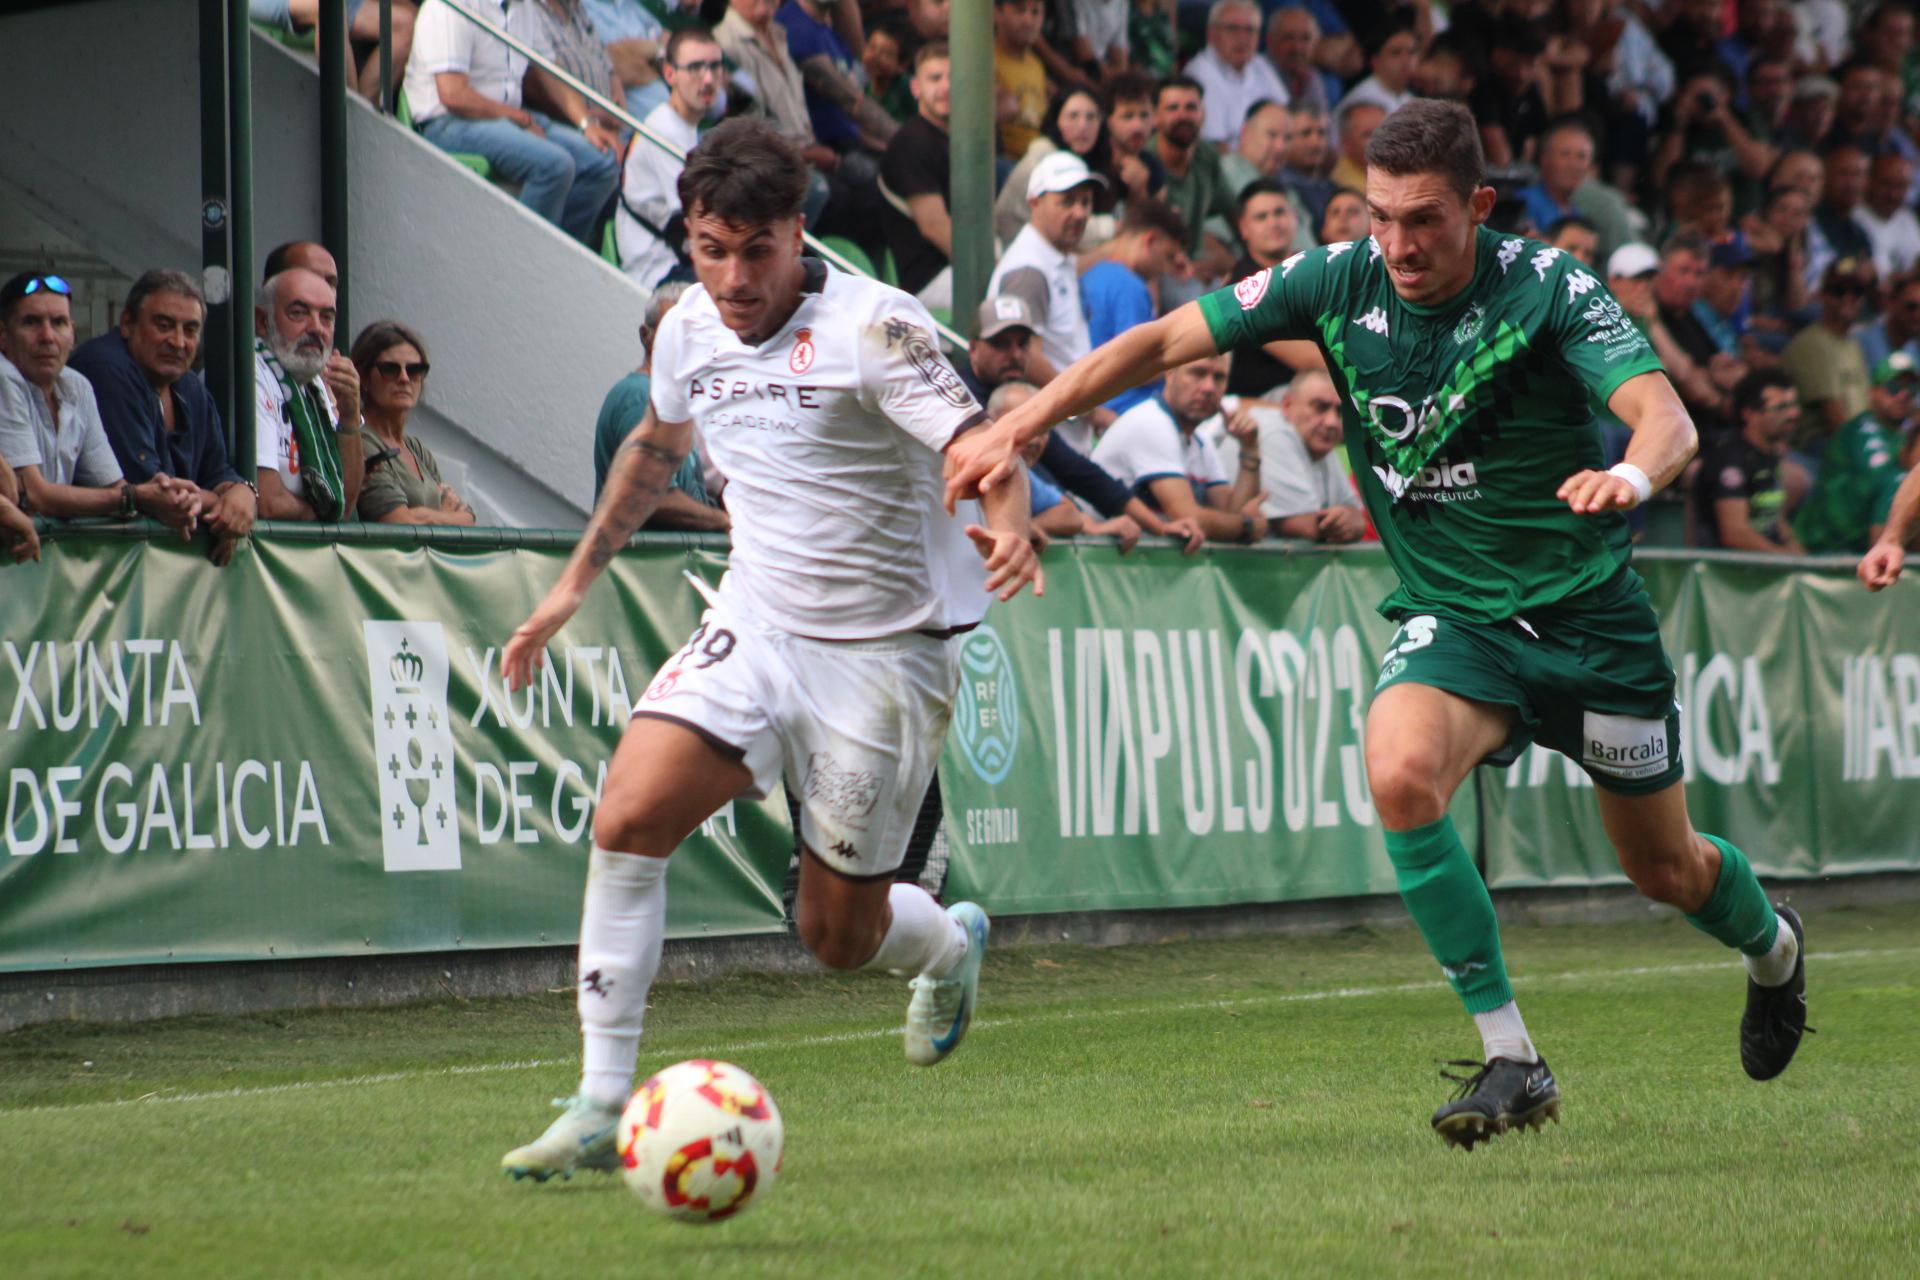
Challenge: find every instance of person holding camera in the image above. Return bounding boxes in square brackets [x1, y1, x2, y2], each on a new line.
[1650, 70, 1778, 196]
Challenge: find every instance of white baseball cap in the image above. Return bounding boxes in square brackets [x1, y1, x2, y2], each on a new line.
[1606, 243, 1660, 279]
[1027, 151, 1108, 200]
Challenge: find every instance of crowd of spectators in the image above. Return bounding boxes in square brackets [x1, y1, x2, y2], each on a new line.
[12, 0, 1920, 569]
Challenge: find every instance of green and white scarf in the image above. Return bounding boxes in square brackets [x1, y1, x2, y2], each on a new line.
[258, 339, 348, 523]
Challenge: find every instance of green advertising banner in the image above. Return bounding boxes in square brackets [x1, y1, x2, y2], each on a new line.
[3, 531, 1916, 972]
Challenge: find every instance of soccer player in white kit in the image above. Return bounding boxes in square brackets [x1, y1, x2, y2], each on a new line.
[498, 119, 1042, 1181]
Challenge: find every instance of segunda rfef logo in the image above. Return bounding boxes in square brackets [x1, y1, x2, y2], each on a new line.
[954, 625, 1018, 785]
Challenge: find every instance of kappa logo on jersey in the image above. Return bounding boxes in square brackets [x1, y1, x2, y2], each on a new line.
[1564, 270, 1600, 303]
[1280, 251, 1308, 277]
[1453, 303, 1486, 345]
[883, 317, 975, 410]
[1367, 235, 1382, 260]
[1355, 307, 1390, 336]
[1324, 240, 1356, 261]
[1235, 267, 1273, 309]
[789, 327, 815, 375]
[1530, 246, 1562, 281]
[1496, 238, 1524, 273]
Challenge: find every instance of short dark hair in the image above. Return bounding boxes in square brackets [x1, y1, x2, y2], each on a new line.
[663, 25, 718, 66]
[0, 271, 68, 323]
[124, 269, 206, 324]
[1731, 368, 1797, 421]
[1107, 70, 1156, 107]
[348, 319, 431, 383]
[1235, 176, 1292, 220]
[1364, 98, 1486, 202]
[1540, 114, 1595, 148]
[913, 38, 949, 70]
[1545, 213, 1596, 238]
[262, 240, 320, 281]
[1117, 196, 1188, 245]
[1363, 10, 1415, 61]
[1491, 12, 1544, 58]
[677, 118, 810, 226]
[1155, 74, 1203, 107]
[1660, 228, 1710, 260]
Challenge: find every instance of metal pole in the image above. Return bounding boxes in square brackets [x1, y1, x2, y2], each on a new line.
[229, 0, 257, 478]
[320, 0, 350, 342]
[378, 0, 393, 115]
[199, 0, 235, 453]
[947, 0, 993, 340]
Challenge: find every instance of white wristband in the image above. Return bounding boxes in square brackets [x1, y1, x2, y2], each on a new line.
[1607, 462, 1652, 505]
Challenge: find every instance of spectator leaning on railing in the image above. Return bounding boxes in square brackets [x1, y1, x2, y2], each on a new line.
[350, 321, 475, 526]
[69, 269, 257, 566]
[0, 448, 41, 564]
[253, 268, 364, 523]
[0, 273, 198, 537]
[590, 282, 727, 531]
[1209, 369, 1365, 544]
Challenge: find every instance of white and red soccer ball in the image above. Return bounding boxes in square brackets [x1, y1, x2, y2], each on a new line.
[617, 1059, 784, 1223]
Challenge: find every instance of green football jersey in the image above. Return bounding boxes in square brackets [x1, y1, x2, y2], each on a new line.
[1792, 411, 1904, 553]
[1199, 226, 1665, 623]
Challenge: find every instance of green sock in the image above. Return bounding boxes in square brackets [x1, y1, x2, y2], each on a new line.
[1685, 835, 1780, 955]
[1384, 816, 1514, 1014]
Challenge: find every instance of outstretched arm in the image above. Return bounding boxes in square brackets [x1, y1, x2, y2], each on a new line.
[1559, 371, 1698, 514]
[945, 302, 1222, 509]
[1860, 464, 1920, 590]
[964, 457, 1043, 601]
[502, 408, 694, 687]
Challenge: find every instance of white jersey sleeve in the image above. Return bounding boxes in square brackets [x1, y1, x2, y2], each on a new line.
[1092, 399, 1185, 490]
[856, 294, 986, 452]
[647, 295, 697, 423]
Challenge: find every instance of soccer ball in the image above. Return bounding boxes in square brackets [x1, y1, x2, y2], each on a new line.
[617, 1059, 784, 1223]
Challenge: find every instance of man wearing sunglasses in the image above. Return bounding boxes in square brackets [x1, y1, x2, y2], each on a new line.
[0, 273, 199, 536]
[69, 270, 258, 566]
[1781, 255, 1876, 442]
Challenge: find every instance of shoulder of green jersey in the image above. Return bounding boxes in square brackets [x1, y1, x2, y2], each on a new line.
[1494, 236, 1526, 274]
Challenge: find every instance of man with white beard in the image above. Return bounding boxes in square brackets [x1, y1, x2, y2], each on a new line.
[253, 267, 364, 522]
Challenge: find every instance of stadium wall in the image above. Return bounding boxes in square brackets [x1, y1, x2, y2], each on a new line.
[4, 527, 1917, 1005]
[0, 0, 646, 526]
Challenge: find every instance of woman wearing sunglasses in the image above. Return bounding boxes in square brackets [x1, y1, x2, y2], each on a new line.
[348, 321, 475, 525]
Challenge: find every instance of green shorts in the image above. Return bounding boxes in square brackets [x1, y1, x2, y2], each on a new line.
[1373, 583, 1684, 795]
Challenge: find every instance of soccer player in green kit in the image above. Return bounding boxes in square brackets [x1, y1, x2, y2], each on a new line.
[945, 100, 1810, 1150]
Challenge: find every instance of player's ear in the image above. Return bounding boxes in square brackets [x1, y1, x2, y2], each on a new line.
[1467, 185, 1498, 228]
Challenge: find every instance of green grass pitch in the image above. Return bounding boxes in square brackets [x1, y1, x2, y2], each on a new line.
[4, 904, 1917, 1278]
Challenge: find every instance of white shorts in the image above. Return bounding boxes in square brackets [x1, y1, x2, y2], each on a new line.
[632, 595, 962, 879]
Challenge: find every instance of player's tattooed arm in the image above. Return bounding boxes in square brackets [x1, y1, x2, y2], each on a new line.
[1561, 372, 1700, 515]
[501, 409, 694, 690]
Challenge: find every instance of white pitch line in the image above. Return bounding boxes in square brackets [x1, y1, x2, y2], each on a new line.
[11, 946, 1912, 1118]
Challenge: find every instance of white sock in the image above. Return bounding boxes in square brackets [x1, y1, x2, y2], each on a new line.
[1473, 1000, 1538, 1064]
[862, 883, 967, 978]
[1744, 912, 1799, 987]
[576, 845, 670, 1109]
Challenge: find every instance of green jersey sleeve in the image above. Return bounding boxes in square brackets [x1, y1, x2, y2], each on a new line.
[1198, 245, 1341, 355]
[1540, 253, 1665, 407]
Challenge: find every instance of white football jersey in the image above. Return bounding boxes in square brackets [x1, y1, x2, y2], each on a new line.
[649, 262, 993, 639]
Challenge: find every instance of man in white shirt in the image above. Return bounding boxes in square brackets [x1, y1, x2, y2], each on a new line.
[1210, 370, 1365, 541]
[0, 272, 196, 532]
[1183, 0, 1288, 147]
[616, 26, 724, 288]
[1853, 154, 1920, 280]
[499, 119, 1040, 1184]
[989, 152, 1103, 386]
[1092, 353, 1269, 543]
[404, 0, 619, 245]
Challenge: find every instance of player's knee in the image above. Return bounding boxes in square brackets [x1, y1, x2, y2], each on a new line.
[1367, 753, 1449, 830]
[794, 901, 882, 970]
